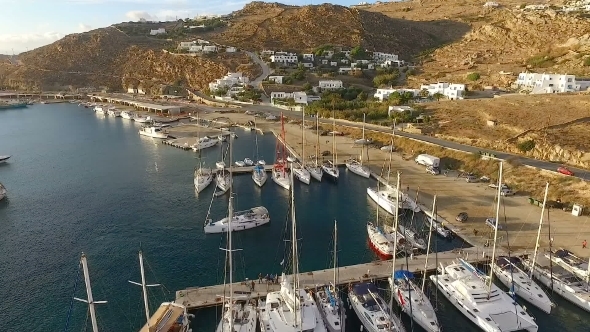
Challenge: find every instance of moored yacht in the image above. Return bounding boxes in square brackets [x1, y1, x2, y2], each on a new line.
[430, 259, 538, 332]
[194, 166, 213, 193]
[134, 115, 151, 123]
[204, 206, 270, 233]
[292, 163, 311, 185]
[252, 163, 267, 187]
[367, 223, 406, 260]
[349, 282, 406, 332]
[345, 159, 370, 178]
[422, 211, 451, 238]
[235, 160, 246, 167]
[398, 224, 426, 250]
[367, 187, 420, 214]
[215, 302, 256, 332]
[545, 249, 589, 280]
[138, 126, 168, 139]
[192, 136, 219, 152]
[389, 270, 440, 332]
[94, 105, 106, 115]
[272, 113, 291, 190]
[307, 115, 323, 182]
[216, 168, 231, 195]
[121, 110, 134, 120]
[321, 160, 339, 181]
[107, 108, 121, 117]
[244, 158, 254, 166]
[0, 155, 10, 163]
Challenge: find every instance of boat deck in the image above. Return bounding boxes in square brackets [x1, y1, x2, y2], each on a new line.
[176, 246, 504, 310]
[139, 303, 185, 332]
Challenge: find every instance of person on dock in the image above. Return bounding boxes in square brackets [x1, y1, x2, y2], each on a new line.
[265, 274, 269, 283]
[583, 240, 587, 249]
[258, 273, 262, 284]
[251, 280, 255, 291]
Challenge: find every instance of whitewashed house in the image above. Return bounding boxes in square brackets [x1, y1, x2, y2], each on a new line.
[338, 67, 353, 74]
[318, 80, 343, 90]
[226, 46, 237, 53]
[196, 39, 210, 44]
[270, 91, 318, 105]
[209, 72, 250, 92]
[374, 88, 419, 101]
[188, 45, 203, 53]
[150, 28, 166, 35]
[515, 72, 580, 94]
[330, 61, 338, 67]
[202, 45, 218, 53]
[178, 41, 194, 49]
[261, 50, 275, 56]
[270, 92, 292, 101]
[270, 53, 298, 64]
[138, 87, 146, 95]
[420, 82, 465, 100]
[321, 59, 329, 65]
[324, 50, 334, 58]
[268, 76, 285, 84]
[301, 62, 314, 68]
[381, 60, 405, 67]
[373, 52, 399, 62]
[483, 1, 499, 7]
[303, 53, 314, 61]
[293, 92, 308, 104]
[127, 87, 138, 94]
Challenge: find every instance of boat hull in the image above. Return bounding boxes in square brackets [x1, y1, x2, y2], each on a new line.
[321, 165, 339, 181]
[204, 211, 270, 234]
[307, 165, 323, 182]
[367, 187, 398, 215]
[192, 138, 218, 151]
[139, 131, 168, 139]
[0, 155, 10, 164]
[293, 166, 311, 185]
[493, 260, 552, 314]
[252, 168, 268, 187]
[345, 162, 371, 178]
[390, 278, 441, 332]
[194, 172, 213, 193]
[272, 168, 290, 190]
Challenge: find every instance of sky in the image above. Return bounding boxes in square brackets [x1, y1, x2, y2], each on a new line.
[0, 0, 357, 54]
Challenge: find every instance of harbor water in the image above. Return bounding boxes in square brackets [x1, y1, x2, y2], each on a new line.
[0, 104, 586, 331]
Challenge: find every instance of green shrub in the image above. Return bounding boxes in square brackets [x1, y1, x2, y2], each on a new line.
[527, 54, 555, 68]
[517, 140, 535, 152]
[584, 57, 590, 67]
[466, 72, 480, 81]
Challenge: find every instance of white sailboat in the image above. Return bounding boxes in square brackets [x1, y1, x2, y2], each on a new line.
[0, 182, 6, 201]
[321, 112, 339, 181]
[389, 196, 440, 332]
[73, 253, 107, 332]
[139, 126, 168, 139]
[349, 281, 406, 332]
[430, 162, 538, 332]
[204, 206, 270, 233]
[346, 113, 371, 178]
[130, 251, 192, 332]
[314, 220, 346, 332]
[258, 170, 326, 332]
[545, 248, 590, 280]
[121, 110, 134, 120]
[292, 108, 311, 185]
[252, 119, 268, 187]
[0, 155, 10, 163]
[215, 187, 257, 332]
[397, 224, 426, 250]
[422, 210, 451, 238]
[107, 108, 121, 117]
[306, 115, 323, 182]
[271, 113, 291, 190]
[216, 139, 232, 195]
[194, 163, 213, 193]
[493, 182, 553, 314]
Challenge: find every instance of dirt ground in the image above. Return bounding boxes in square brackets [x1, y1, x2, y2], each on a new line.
[190, 109, 590, 259]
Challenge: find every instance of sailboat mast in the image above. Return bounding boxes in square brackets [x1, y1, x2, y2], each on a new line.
[315, 116, 320, 166]
[387, 138, 393, 184]
[422, 195, 436, 292]
[389, 171, 401, 309]
[290, 169, 300, 326]
[530, 182, 549, 279]
[361, 113, 366, 165]
[332, 111, 336, 164]
[78, 253, 105, 332]
[138, 251, 151, 327]
[228, 134, 234, 325]
[254, 117, 259, 161]
[302, 107, 305, 164]
[488, 162, 503, 293]
[333, 220, 338, 287]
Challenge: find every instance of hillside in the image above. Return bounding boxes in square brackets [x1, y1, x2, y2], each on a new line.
[0, 27, 257, 92]
[209, 2, 443, 57]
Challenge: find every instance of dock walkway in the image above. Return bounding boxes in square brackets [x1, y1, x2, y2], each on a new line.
[175, 246, 502, 310]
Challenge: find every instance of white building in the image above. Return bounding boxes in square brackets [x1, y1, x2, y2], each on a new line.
[226, 46, 237, 53]
[381, 60, 405, 68]
[318, 80, 343, 90]
[127, 87, 138, 94]
[515, 72, 580, 94]
[188, 45, 203, 53]
[268, 76, 285, 84]
[261, 50, 275, 56]
[202, 45, 218, 53]
[338, 67, 353, 74]
[209, 72, 250, 92]
[374, 88, 419, 101]
[270, 53, 298, 64]
[483, 1, 499, 7]
[302, 53, 314, 61]
[178, 41, 194, 49]
[196, 39, 210, 44]
[420, 82, 465, 100]
[149, 28, 166, 35]
[373, 52, 399, 62]
[270, 91, 319, 105]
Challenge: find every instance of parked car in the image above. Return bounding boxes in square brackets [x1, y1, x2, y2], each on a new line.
[500, 188, 515, 196]
[456, 212, 468, 222]
[465, 174, 478, 183]
[489, 183, 509, 190]
[557, 166, 574, 176]
[426, 166, 440, 175]
[321, 150, 331, 156]
[485, 217, 503, 230]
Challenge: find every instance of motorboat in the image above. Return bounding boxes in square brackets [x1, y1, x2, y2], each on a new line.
[0, 182, 6, 201]
[546, 249, 590, 280]
[272, 165, 291, 190]
[423, 211, 451, 238]
[430, 259, 538, 332]
[134, 115, 151, 123]
[235, 161, 246, 167]
[321, 160, 339, 181]
[398, 224, 426, 250]
[252, 164, 267, 187]
[349, 282, 406, 332]
[367, 187, 416, 215]
[244, 158, 254, 166]
[0, 155, 11, 163]
[292, 162, 311, 185]
[493, 256, 553, 314]
[107, 108, 121, 117]
[204, 206, 270, 233]
[216, 161, 226, 169]
[138, 126, 168, 139]
[345, 159, 370, 178]
[389, 270, 440, 332]
[93, 106, 106, 115]
[216, 169, 231, 195]
[121, 111, 134, 120]
[192, 136, 219, 152]
[194, 166, 213, 193]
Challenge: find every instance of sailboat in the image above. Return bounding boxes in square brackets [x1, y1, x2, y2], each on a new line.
[367, 172, 407, 260]
[271, 113, 291, 190]
[314, 220, 346, 332]
[215, 181, 257, 332]
[430, 162, 538, 332]
[216, 136, 232, 196]
[321, 111, 339, 181]
[194, 115, 214, 193]
[306, 115, 323, 182]
[492, 182, 553, 314]
[349, 282, 406, 332]
[258, 170, 326, 332]
[252, 117, 268, 187]
[545, 248, 590, 280]
[389, 196, 440, 332]
[130, 251, 192, 332]
[292, 109, 311, 185]
[345, 113, 371, 178]
[72, 253, 107, 332]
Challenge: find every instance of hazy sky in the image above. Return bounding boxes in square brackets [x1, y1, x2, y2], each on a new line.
[0, 0, 358, 54]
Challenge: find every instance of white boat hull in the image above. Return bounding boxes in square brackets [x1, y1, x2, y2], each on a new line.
[192, 137, 219, 151]
[367, 187, 399, 215]
[349, 282, 406, 332]
[272, 167, 291, 190]
[398, 225, 427, 250]
[0, 155, 11, 164]
[215, 303, 257, 332]
[139, 131, 168, 139]
[121, 111, 134, 120]
[306, 165, 323, 182]
[216, 171, 232, 194]
[194, 170, 213, 193]
[204, 207, 270, 234]
[389, 277, 440, 332]
[314, 287, 345, 332]
[252, 166, 268, 187]
[321, 163, 339, 180]
[293, 165, 311, 185]
[135, 117, 151, 123]
[345, 161, 371, 178]
[492, 261, 552, 314]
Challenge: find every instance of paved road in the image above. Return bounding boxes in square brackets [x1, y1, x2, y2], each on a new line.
[198, 103, 590, 181]
[245, 51, 271, 88]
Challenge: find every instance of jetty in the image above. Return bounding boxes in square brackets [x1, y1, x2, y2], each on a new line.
[176, 246, 505, 310]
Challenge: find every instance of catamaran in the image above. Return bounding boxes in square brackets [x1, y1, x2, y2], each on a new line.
[0, 182, 6, 201]
[492, 182, 553, 314]
[314, 220, 346, 332]
[431, 162, 538, 332]
[258, 170, 326, 332]
[204, 206, 270, 233]
[306, 115, 323, 181]
[349, 282, 406, 332]
[215, 186, 257, 332]
[139, 126, 168, 139]
[346, 113, 371, 178]
[271, 113, 291, 190]
[292, 109, 311, 185]
[390, 196, 440, 332]
[129, 251, 192, 332]
[321, 112, 339, 181]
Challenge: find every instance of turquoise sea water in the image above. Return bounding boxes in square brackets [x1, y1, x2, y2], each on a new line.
[0, 104, 587, 332]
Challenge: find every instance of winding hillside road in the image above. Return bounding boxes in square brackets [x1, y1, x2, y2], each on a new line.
[245, 51, 271, 88]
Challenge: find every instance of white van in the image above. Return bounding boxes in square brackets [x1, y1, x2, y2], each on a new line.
[414, 154, 440, 168]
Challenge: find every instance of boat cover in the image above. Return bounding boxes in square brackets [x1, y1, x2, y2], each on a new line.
[393, 270, 414, 280]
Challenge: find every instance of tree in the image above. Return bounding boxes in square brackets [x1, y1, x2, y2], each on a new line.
[302, 82, 312, 91]
[466, 72, 481, 81]
[350, 46, 367, 60]
[433, 92, 444, 101]
[419, 89, 430, 98]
